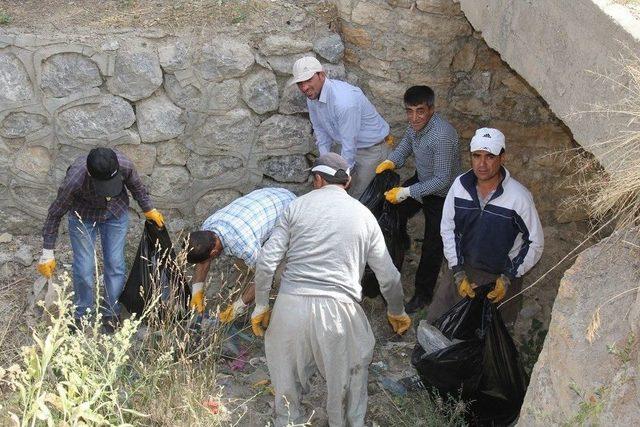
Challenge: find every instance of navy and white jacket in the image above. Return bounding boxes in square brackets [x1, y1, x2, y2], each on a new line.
[441, 167, 544, 279]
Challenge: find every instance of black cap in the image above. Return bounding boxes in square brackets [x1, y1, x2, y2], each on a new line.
[86, 147, 123, 197]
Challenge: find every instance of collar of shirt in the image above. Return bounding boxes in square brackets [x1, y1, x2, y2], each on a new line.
[318, 78, 332, 104]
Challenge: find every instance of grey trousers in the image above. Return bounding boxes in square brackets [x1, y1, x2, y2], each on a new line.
[347, 142, 390, 200]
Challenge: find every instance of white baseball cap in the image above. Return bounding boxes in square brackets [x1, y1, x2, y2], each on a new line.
[287, 56, 323, 86]
[469, 128, 506, 155]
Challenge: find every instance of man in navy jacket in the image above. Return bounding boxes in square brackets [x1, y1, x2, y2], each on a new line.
[440, 128, 544, 326]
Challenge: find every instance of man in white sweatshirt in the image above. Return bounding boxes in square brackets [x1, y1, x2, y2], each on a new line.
[251, 153, 411, 427]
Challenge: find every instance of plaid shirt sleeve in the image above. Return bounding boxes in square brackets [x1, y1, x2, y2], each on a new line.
[387, 128, 412, 168]
[42, 164, 85, 250]
[118, 153, 153, 212]
[409, 127, 459, 199]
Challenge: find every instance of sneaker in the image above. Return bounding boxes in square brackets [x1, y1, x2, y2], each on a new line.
[102, 316, 121, 334]
[404, 294, 428, 314]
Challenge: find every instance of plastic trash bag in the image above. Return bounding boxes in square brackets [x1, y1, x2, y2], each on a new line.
[412, 285, 528, 425]
[120, 220, 189, 319]
[358, 170, 406, 298]
[29, 276, 57, 317]
[417, 320, 454, 354]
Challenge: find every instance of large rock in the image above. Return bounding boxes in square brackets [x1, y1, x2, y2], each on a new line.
[313, 34, 345, 64]
[186, 154, 243, 179]
[259, 155, 309, 183]
[257, 115, 312, 151]
[57, 95, 135, 139]
[206, 79, 241, 112]
[259, 35, 313, 56]
[149, 165, 190, 199]
[323, 63, 347, 81]
[518, 231, 640, 425]
[164, 73, 202, 110]
[0, 53, 34, 103]
[266, 52, 315, 76]
[187, 109, 257, 156]
[40, 53, 102, 98]
[135, 92, 185, 143]
[115, 143, 156, 176]
[0, 112, 49, 138]
[241, 69, 279, 115]
[106, 48, 163, 101]
[156, 140, 189, 166]
[279, 84, 308, 114]
[195, 189, 242, 218]
[158, 41, 190, 72]
[195, 38, 254, 81]
[13, 146, 51, 180]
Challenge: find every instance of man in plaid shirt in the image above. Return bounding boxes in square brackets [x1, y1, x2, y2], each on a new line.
[37, 147, 164, 331]
[376, 86, 461, 313]
[184, 187, 296, 321]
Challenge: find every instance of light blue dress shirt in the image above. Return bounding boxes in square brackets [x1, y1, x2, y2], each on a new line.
[307, 78, 389, 168]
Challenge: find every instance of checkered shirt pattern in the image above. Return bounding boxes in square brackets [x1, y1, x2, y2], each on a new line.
[42, 151, 152, 250]
[388, 112, 461, 199]
[201, 188, 296, 268]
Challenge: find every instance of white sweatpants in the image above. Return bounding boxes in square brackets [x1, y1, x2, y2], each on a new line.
[265, 293, 375, 427]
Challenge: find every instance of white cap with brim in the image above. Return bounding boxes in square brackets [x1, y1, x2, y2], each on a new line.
[287, 56, 323, 86]
[469, 127, 506, 155]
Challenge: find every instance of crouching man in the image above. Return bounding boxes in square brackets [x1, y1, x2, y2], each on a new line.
[251, 153, 411, 426]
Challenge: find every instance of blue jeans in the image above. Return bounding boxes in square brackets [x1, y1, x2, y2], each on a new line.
[68, 211, 129, 319]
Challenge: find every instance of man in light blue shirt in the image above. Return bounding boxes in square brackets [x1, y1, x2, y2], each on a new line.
[289, 56, 392, 198]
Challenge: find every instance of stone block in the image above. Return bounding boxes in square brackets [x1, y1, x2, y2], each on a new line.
[136, 92, 185, 143]
[313, 34, 345, 63]
[259, 35, 313, 56]
[156, 140, 189, 166]
[351, 2, 393, 28]
[259, 155, 309, 183]
[40, 53, 102, 98]
[341, 24, 373, 49]
[186, 109, 258, 156]
[106, 48, 163, 102]
[323, 63, 347, 81]
[278, 84, 308, 115]
[257, 115, 313, 151]
[266, 52, 315, 76]
[58, 95, 135, 140]
[149, 165, 190, 199]
[164, 73, 203, 110]
[158, 40, 190, 72]
[0, 112, 49, 139]
[206, 79, 241, 112]
[415, 0, 462, 15]
[359, 56, 400, 81]
[368, 79, 406, 104]
[451, 42, 477, 72]
[196, 38, 254, 81]
[195, 189, 242, 218]
[115, 143, 156, 176]
[186, 154, 243, 179]
[0, 53, 34, 103]
[241, 69, 279, 115]
[13, 146, 51, 180]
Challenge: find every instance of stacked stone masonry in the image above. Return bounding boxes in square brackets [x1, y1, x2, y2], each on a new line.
[0, 0, 584, 241]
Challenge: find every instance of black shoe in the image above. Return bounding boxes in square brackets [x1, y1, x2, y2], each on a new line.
[102, 316, 121, 334]
[404, 294, 428, 314]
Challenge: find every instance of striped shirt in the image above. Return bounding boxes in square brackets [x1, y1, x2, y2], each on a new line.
[42, 151, 153, 250]
[388, 113, 461, 199]
[201, 188, 296, 268]
[308, 78, 390, 168]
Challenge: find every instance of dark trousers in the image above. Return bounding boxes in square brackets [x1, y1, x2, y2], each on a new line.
[397, 174, 446, 301]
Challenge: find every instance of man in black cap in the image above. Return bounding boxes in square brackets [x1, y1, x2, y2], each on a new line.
[37, 147, 164, 331]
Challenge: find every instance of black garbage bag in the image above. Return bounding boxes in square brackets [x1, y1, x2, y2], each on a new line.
[358, 170, 406, 298]
[412, 286, 528, 425]
[120, 220, 189, 319]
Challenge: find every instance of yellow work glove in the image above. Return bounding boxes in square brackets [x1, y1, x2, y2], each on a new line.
[375, 160, 395, 174]
[144, 209, 165, 227]
[190, 282, 205, 314]
[487, 274, 510, 303]
[250, 305, 271, 337]
[219, 297, 248, 324]
[384, 187, 410, 204]
[36, 249, 56, 279]
[387, 311, 412, 335]
[385, 135, 395, 147]
[454, 271, 476, 299]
